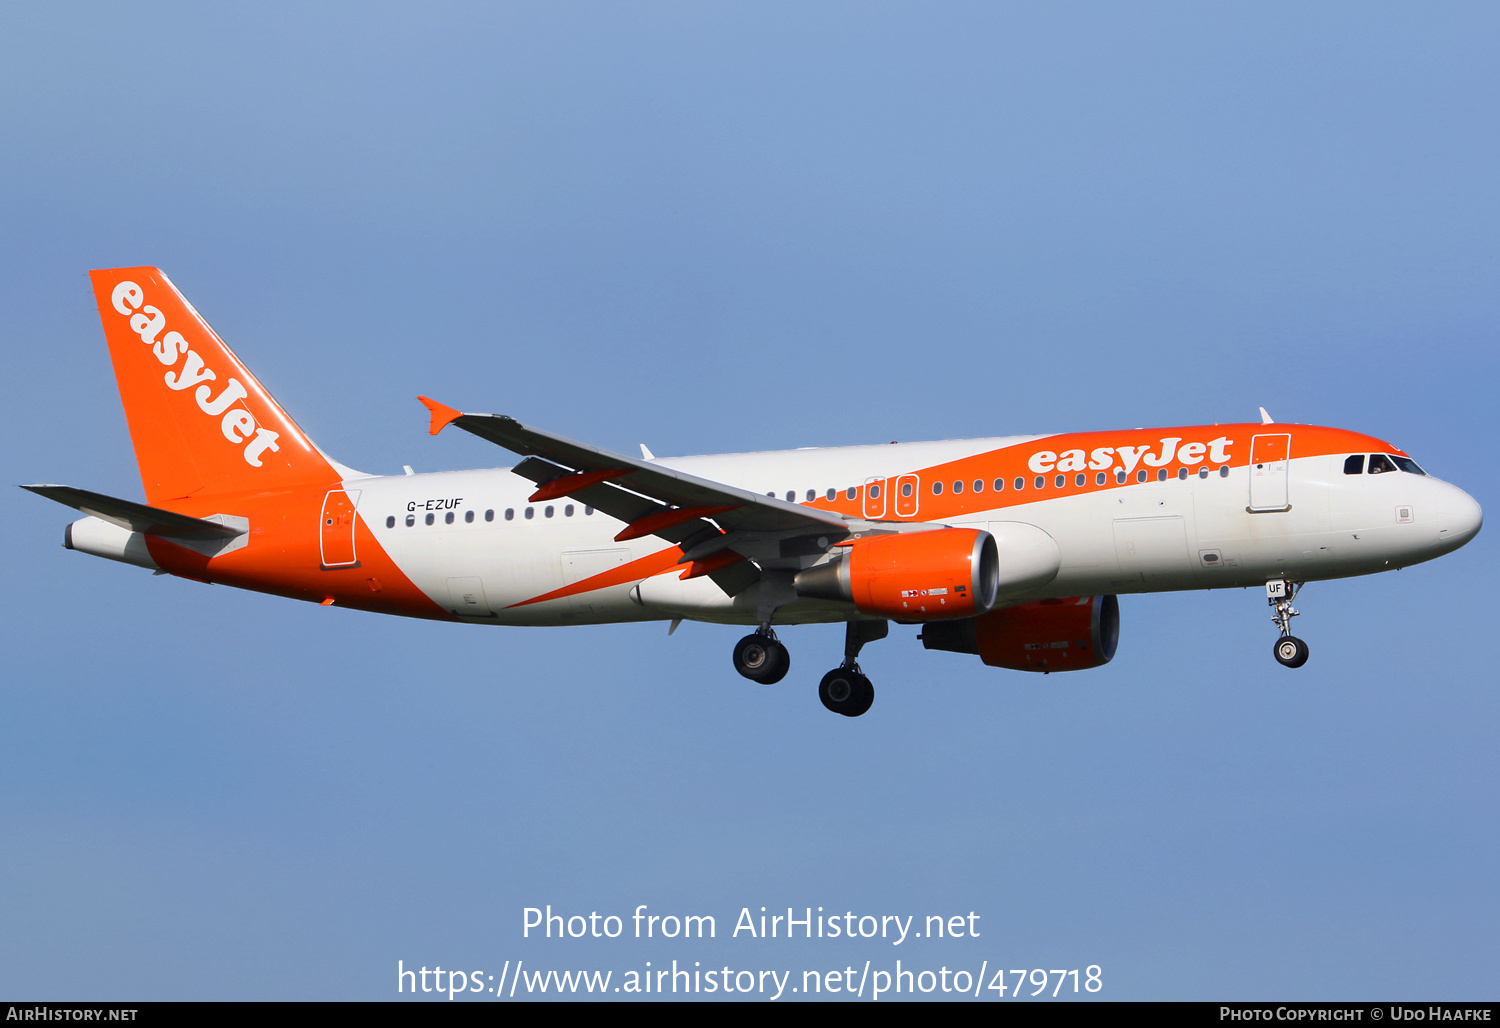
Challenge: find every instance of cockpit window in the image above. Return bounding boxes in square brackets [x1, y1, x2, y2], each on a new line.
[1389, 455, 1426, 476]
[1343, 455, 1364, 475]
[1367, 453, 1396, 475]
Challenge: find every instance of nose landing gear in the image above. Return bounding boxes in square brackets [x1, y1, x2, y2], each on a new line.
[1267, 580, 1309, 668]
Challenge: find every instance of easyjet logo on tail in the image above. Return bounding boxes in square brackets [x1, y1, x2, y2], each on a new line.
[110, 281, 281, 468]
[1027, 435, 1235, 476]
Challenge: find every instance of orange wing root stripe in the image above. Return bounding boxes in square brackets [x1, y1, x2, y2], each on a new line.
[507, 545, 684, 608]
[529, 469, 628, 503]
[417, 396, 464, 436]
[680, 550, 744, 580]
[614, 505, 740, 542]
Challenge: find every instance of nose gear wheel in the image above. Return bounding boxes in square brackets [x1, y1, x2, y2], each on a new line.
[1266, 580, 1310, 669]
[1274, 636, 1309, 668]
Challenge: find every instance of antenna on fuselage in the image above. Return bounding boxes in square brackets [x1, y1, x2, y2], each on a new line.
[1259, 407, 1275, 424]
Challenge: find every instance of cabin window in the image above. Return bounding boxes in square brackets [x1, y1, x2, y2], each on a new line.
[1343, 455, 1364, 475]
[501, 509, 511, 521]
[901, 482, 913, 497]
[1035, 476, 1045, 489]
[973, 479, 984, 493]
[827, 488, 836, 500]
[465, 510, 475, 523]
[1219, 465, 1229, 477]
[868, 484, 880, 498]
[405, 515, 415, 527]
[565, 504, 575, 516]
[1137, 470, 1148, 483]
[785, 491, 796, 502]
[1096, 472, 1106, 485]
[1014, 477, 1025, 491]
[932, 481, 943, 495]
[1116, 470, 1126, 484]
[545, 505, 555, 518]
[1177, 468, 1188, 480]
[585, 506, 594, 515]
[953, 480, 964, 494]
[524, 507, 534, 519]
[1054, 474, 1065, 488]
[1198, 466, 1209, 479]
[1157, 469, 1168, 482]
[805, 489, 816, 501]
[993, 478, 1005, 491]
[845, 487, 856, 500]
[385, 516, 395, 528]
[425, 513, 435, 525]
[445, 511, 455, 524]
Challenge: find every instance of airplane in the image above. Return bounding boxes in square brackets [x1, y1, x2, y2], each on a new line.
[24, 267, 1484, 717]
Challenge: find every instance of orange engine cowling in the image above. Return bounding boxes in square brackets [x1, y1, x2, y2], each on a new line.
[793, 528, 999, 621]
[918, 595, 1120, 672]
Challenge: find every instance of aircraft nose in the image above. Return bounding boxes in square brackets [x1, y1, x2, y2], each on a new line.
[1438, 485, 1483, 550]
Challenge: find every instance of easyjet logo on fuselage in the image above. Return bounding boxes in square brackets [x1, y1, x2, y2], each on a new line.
[110, 280, 281, 468]
[1027, 435, 1235, 476]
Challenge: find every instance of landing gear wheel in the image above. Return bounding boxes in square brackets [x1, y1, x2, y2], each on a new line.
[733, 633, 790, 684]
[819, 668, 874, 717]
[1273, 636, 1309, 668]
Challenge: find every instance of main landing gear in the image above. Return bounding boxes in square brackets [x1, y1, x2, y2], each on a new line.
[730, 620, 888, 716]
[732, 628, 790, 684]
[1267, 579, 1310, 668]
[818, 621, 888, 718]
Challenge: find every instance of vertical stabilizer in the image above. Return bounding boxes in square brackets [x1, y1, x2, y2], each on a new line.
[88, 267, 335, 503]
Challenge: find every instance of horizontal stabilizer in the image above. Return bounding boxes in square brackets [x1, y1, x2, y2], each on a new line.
[21, 485, 244, 540]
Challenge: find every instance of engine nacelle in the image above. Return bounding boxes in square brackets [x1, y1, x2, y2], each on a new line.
[919, 595, 1120, 672]
[794, 527, 999, 621]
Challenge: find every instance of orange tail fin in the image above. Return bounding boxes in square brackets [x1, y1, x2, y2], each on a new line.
[89, 267, 336, 503]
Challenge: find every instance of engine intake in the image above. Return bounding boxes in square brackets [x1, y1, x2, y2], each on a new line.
[794, 528, 999, 621]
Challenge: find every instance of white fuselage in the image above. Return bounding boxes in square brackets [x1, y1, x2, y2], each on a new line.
[353, 438, 1480, 626]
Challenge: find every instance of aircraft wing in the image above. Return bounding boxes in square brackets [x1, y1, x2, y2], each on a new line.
[418, 398, 851, 548]
[21, 484, 245, 539]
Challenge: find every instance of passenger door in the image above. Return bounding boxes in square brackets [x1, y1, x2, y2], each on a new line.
[1249, 434, 1291, 512]
[319, 489, 360, 568]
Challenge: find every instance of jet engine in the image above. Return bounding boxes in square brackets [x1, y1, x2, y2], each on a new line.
[793, 527, 999, 620]
[919, 595, 1120, 672]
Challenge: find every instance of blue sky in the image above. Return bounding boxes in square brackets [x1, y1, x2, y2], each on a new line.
[2, 2, 1496, 1001]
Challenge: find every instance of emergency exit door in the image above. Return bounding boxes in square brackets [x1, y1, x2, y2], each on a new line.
[320, 489, 361, 568]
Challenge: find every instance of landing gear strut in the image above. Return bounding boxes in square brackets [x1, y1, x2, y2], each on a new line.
[819, 621, 887, 717]
[732, 627, 790, 684]
[1267, 580, 1309, 668]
